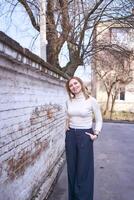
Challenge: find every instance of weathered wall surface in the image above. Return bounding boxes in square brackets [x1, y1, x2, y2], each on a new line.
[0, 32, 67, 200]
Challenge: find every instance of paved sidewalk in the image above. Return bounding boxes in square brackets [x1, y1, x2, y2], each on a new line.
[48, 122, 134, 200]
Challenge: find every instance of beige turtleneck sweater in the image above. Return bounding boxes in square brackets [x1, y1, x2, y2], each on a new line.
[66, 93, 102, 133]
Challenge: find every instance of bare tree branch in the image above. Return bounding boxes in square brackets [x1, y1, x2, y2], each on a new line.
[18, 0, 40, 31]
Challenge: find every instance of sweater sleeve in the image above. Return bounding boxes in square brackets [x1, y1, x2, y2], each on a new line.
[91, 97, 103, 133]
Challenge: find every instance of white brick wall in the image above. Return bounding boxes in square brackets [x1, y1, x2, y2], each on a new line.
[0, 32, 67, 200]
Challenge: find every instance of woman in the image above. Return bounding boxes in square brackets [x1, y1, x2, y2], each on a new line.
[65, 76, 102, 200]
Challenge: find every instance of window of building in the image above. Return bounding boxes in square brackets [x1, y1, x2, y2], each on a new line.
[120, 89, 125, 100]
[116, 87, 125, 100]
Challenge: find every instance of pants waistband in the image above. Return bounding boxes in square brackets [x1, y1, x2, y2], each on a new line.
[69, 127, 93, 131]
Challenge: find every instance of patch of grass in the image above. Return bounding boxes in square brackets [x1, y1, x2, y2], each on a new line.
[103, 111, 134, 122]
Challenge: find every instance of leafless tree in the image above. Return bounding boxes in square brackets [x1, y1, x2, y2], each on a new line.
[1, 0, 134, 76]
[93, 47, 133, 118]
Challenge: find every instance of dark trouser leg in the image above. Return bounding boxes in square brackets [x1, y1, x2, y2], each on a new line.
[65, 129, 77, 200]
[75, 129, 94, 200]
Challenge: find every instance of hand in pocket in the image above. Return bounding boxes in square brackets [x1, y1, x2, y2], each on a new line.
[85, 132, 97, 141]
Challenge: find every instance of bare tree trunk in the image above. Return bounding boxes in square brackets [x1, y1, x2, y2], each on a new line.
[46, 0, 59, 67]
[62, 60, 82, 76]
[110, 93, 118, 119]
[104, 92, 110, 115]
[46, 0, 71, 68]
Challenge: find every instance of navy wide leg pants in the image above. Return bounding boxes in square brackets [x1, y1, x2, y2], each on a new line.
[65, 128, 94, 200]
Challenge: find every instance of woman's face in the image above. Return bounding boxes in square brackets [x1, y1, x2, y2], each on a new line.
[69, 78, 82, 94]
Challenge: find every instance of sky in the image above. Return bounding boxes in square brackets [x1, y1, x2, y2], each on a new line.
[0, 1, 91, 82]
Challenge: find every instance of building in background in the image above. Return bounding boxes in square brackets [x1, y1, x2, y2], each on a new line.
[92, 20, 134, 113]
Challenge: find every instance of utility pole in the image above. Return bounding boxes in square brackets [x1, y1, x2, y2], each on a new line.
[40, 0, 47, 61]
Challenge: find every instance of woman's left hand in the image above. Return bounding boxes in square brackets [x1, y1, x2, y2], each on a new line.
[85, 132, 98, 141]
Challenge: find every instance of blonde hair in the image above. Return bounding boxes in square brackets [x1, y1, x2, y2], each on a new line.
[66, 76, 90, 99]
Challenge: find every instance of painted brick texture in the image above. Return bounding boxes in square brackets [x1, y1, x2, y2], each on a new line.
[0, 32, 67, 200]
